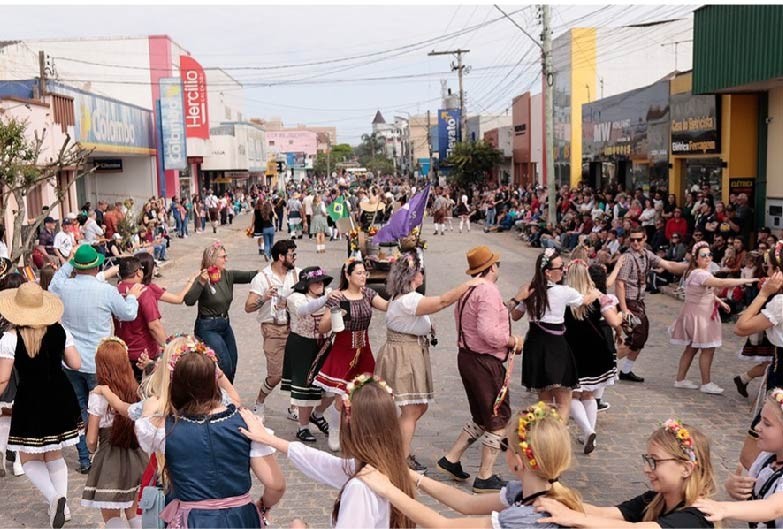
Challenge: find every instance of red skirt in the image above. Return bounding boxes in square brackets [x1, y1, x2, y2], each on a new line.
[314, 330, 374, 395]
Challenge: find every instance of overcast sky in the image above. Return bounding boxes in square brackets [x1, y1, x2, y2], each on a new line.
[1, 4, 697, 144]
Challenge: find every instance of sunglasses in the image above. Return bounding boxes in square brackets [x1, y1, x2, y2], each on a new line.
[698, 252, 712, 258]
[630, 238, 644, 243]
[549, 265, 564, 271]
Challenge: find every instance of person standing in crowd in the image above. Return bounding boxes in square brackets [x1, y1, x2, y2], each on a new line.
[455, 195, 471, 233]
[133, 342, 285, 528]
[310, 193, 330, 254]
[250, 199, 267, 259]
[170, 196, 184, 239]
[670, 241, 757, 395]
[0, 282, 83, 528]
[302, 189, 314, 240]
[245, 240, 300, 418]
[375, 253, 486, 473]
[0, 267, 24, 478]
[184, 242, 257, 383]
[438, 246, 524, 493]
[432, 191, 449, 236]
[274, 194, 286, 232]
[204, 189, 220, 234]
[287, 193, 305, 239]
[49, 245, 142, 475]
[615, 227, 687, 383]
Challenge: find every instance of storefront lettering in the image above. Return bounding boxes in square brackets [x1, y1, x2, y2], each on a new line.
[446, 117, 457, 157]
[671, 116, 715, 132]
[183, 70, 205, 128]
[593, 119, 630, 142]
[92, 108, 136, 145]
[672, 140, 717, 153]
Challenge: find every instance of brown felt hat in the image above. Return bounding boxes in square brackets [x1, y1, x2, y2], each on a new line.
[465, 246, 501, 275]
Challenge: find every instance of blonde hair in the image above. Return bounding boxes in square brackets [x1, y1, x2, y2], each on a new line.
[139, 337, 189, 412]
[200, 243, 225, 270]
[506, 406, 584, 512]
[19, 325, 47, 358]
[642, 423, 716, 523]
[565, 260, 595, 321]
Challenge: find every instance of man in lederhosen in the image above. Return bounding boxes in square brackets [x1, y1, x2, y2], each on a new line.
[437, 246, 524, 493]
[616, 227, 687, 382]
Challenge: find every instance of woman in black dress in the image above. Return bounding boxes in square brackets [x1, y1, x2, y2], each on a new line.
[0, 282, 82, 528]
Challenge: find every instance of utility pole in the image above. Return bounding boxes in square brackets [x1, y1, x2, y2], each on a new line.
[428, 49, 470, 142]
[541, 5, 556, 226]
[426, 110, 433, 183]
[38, 50, 46, 100]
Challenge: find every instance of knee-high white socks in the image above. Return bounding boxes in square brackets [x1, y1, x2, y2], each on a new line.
[128, 515, 142, 528]
[45, 459, 68, 499]
[583, 399, 598, 431]
[570, 400, 594, 438]
[0, 415, 9, 456]
[105, 516, 130, 528]
[22, 460, 59, 502]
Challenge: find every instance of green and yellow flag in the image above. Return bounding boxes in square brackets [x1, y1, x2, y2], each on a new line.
[327, 196, 350, 222]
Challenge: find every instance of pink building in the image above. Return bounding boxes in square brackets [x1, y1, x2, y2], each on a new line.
[265, 130, 318, 157]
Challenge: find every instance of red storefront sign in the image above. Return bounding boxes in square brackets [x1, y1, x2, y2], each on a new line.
[180, 55, 210, 139]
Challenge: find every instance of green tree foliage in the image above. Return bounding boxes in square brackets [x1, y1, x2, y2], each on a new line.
[313, 143, 354, 176]
[355, 132, 394, 176]
[445, 141, 503, 188]
[0, 117, 94, 262]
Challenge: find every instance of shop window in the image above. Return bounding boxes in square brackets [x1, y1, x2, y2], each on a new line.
[684, 157, 721, 202]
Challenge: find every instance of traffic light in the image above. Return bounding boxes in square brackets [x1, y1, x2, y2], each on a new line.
[276, 161, 284, 172]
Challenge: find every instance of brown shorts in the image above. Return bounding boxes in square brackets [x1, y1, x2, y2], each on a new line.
[209, 208, 219, 222]
[457, 348, 510, 432]
[624, 299, 650, 352]
[262, 323, 290, 386]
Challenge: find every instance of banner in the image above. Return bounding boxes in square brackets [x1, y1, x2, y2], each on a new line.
[180, 55, 210, 139]
[438, 109, 461, 162]
[159, 77, 187, 170]
[670, 93, 720, 155]
[373, 184, 430, 244]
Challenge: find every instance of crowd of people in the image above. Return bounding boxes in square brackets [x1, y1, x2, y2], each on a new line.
[5, 170, 783, 529]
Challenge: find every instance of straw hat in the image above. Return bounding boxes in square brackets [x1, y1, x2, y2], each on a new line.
[465, 245, 501, 275]
[0, 282, 64, 326]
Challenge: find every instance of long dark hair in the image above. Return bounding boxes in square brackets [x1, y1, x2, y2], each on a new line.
[339, 260, 363, 291]
[136, 252, 156, 286]
[588, 264, 608, 294]
[524, 251, 559, 320]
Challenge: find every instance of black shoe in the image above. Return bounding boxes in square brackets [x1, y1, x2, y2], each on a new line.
[472, 474, 507, 493]
[310, 413, 329, 434]
[437, 456, 469, 481]
[296, 428, 317, 443]
[597, 399, 610, 412]
[648, 288, 660, 294]
[619, 371, 645, 383]
[79, 463, 91, 474]
[407, 455, 427, 474]
[584, 433, 596, 455]
[734, 375, 750, 398]
[5, 450, 15, 462]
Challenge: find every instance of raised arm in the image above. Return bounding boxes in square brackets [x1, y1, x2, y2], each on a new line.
[415, 278, 485, 316]
[735, 272, 783, 336]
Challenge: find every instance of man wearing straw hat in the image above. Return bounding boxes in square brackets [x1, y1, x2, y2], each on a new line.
[49, 245, 143, 474]
[437, 245, 524, 493]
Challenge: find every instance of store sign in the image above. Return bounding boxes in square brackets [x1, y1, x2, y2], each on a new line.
[94, 159, 123, 172]
[438, 108, 461, 162]
[180, 55, 210, 139]
[159, 77, 187, 170]
[729, 178, 755, 203]
[52, 85, 154, 154]
[670, 93, 720, 154]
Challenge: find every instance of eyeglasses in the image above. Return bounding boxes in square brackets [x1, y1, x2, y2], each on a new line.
[641, 454, 680, 470]
[698, 252, 712, 258]
[549, 265, 564, 271]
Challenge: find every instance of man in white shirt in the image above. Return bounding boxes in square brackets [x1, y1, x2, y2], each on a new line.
[82, 210, 104, 245]
[53, 219, 76, 264]
[204, 190, 219, 234]
[245, 240, 300, 418]
[302, 191, 314, 240]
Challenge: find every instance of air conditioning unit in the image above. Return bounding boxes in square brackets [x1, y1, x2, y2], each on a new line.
[766, 199, 783, 228]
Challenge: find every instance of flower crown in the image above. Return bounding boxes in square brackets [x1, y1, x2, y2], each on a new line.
[98, 336, 128, 351]
[540, 248, 556, 270]
[517, 402, 560, 469]
[774, 240, 783, 265]
[769, 388, 783, 411]
[566, 258, 587, 273]
[661, 418, 698, 464]
[304, 268, 327, 280]
[341, 373, 394, 422]
[167, 335, 219, 376]
[691, 241, 711, 257]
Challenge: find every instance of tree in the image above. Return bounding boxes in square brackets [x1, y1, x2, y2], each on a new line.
[355, 132, 386, 162]
[0, 117, 94, 263]
[445, 140, 503, 188]
[313, 143, 354, 176]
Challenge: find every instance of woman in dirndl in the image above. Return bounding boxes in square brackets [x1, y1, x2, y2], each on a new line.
[310, 194, 330, 254]
[563, 260, 621, 455]
[670, 241, 757, 394]
[375, 253, 484, 473]
[511, 248, 599, 421]
[0, 282, 82, 528]
[314, 258, 388, 451]
[281, 266, 337, 443]
[0, 262, 25, 478]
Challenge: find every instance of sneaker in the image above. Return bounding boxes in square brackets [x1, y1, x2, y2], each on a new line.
[327, 425, 340, 452]
[596, 400, 610, 412]
[296, 428, 317, 443]
[49, 497, 66, 529]
[286, 407, 299, 422]
[253, 402, 265, 419]
[309, 413, 329, 434]
[472, 474, 507, 493]
[619, 371, 645, 383]
[78, 462, 91, 475]
[734, 375, 750, 398]
[584, 432, 597, 455]
[437, 456, 470, 481]
[700, 382, 725, 395]
[407, 455, 427, 474]
[674, 379, 700, 390]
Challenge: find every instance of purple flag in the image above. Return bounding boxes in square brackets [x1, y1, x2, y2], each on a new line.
[373, 185, 431, 244]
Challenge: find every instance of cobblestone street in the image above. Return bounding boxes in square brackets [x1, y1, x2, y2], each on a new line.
[0, 217, 753, 527]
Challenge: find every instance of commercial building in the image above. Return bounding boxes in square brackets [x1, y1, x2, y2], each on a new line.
[265, 130, 318, 182]
[465, 114, 511, 144]
[511, 92, 543, 186]
[691, 4, 782, 229]
[483, 126, 513, 185]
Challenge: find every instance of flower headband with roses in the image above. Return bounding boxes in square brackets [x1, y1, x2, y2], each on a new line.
[769, 388, 783, 412]
[691, 241, 711, 257]
[341, 373, 394, 423]
[98, 336, 128, 351]
[167, 335, 219, 379]
[540, 248, 556, 270]
[517, 402, 560, 471]
[661, 418, 697, 464]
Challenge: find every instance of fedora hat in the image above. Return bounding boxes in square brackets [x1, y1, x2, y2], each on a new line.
[465, 246, 501, 275]
[71, 244, 105, 270]
[0, 282, 63, 326]
[293, 266, 333, 293]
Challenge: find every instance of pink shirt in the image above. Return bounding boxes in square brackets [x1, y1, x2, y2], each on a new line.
[453, 282, 510, 361]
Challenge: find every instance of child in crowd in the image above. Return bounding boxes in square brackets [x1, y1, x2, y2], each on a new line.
[357, 402, 582, 528]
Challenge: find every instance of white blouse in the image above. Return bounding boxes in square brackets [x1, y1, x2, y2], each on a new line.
[288, 291, 331, 339]
[385, 292, 431, 336]
[762, 294, 783, 347]
[0, 328, 76, 360]
[287, 442, 390, 528]
[88, 392, 115, 428]
[534, 284, 584, 324]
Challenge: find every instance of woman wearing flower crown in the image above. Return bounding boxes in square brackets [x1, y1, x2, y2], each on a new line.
[81, 337, 147, 528]
[512, 248, 599, 420]
[356, 402, 582, 528]
[693, 388, 783, 527]
[313, 258, 388, 451]
[670, 241, 758, 395]
[132, 338, 285, 528]
[536, 419, 716, 528]
[239, 374, 415, 528]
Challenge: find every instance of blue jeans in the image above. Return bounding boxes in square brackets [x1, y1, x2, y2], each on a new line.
[64, 369, 96, 467]
[195, 317, 238, 382]
[262, 227, 275, 259]
[485, 208, 496, 226]
[174, 214, 183, 237]
[153, 242, 166, 261]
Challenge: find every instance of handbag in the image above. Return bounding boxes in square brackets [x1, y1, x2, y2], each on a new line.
[139, 456, 165, 529]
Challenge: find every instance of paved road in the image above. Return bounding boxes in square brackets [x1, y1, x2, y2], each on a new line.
[0, 216, 752, 527]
